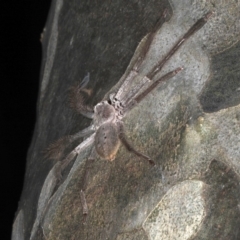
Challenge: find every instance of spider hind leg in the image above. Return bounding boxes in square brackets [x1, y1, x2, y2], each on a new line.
[79, 149, 97, 223]
[147, 11, 213, 79]
[118, 123, 155, 165]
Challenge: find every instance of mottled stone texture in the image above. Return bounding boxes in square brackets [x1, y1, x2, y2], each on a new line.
[12, 0, 240, 239]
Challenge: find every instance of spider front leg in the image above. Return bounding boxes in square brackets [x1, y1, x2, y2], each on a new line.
[125, 11, 213, 108]
[118, 122, 155, 165]
[45, 125, 95, 161]
[114, 9, 170, 102]
[60, 134, 95, 174]
[147, 11, 213, 79]
[69, 73, 94, 119]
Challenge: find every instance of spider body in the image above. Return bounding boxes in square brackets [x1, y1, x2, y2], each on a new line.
[46, 10, 213, 218]
[93, 101, 121, 161]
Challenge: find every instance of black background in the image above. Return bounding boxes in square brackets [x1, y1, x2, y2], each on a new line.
[1, 0, 51, 238]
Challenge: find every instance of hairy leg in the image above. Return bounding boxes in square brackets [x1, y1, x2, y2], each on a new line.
[133, 9, 169, 71]
[60, 134, 95, 173]
[69, 73, 94, 118]
[45, 125, 95, 161]
[118, 122, 155, 165]
[129, 67, 183, 107]
[147, 11, 213, 79]
[114, 9, 169, 103]
[124, 12, 213, 109]
[79, 148, 97, 222]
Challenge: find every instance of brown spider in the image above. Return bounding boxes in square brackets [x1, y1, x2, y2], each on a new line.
[46, 10, 213, 219]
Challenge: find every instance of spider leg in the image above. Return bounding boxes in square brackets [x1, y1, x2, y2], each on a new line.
[59, 134, 95, 176]
[80, 148, 97, 223]
[114, 9, 169, 102]
[118, 122, 155, 165]
[45, 125, 95, 161]
[120, 75, 152, 109]
[69, 125, 94, 141]
[126, 67, 183, 108]
[133, 9, 169, 71]
[124, 12, 213, 109]
[79, 72, 90, 89]
[69, 73, 94, 119]
[147, 11, 213, 79]
[36, 135, 95, 233]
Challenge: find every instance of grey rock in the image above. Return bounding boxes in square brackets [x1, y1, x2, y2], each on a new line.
[13, 0, 240, 239]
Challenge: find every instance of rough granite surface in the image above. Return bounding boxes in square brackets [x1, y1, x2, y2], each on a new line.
[12, 0, 240, 239]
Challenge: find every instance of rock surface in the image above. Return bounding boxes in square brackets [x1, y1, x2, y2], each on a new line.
[12, 0, 240, 239]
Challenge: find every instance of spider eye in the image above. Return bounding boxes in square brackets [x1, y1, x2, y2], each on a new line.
[108, 99, 112, 105]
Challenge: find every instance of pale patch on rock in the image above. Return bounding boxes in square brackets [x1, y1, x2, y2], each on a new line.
[143, 180, 206, 240]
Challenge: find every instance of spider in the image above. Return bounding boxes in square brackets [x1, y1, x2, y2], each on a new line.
[46, 10, 213, 219]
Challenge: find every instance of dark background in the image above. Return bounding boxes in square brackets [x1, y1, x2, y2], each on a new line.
[1, 0, 51, 238]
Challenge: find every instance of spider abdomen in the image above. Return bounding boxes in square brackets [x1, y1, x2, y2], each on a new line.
[94, 122, 120, 161]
